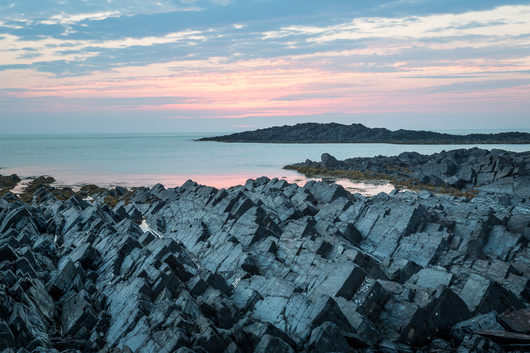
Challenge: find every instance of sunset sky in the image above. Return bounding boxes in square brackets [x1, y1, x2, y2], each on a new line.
[1, 0, 529, 133]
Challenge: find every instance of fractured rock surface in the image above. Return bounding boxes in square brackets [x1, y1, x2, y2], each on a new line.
[0, 176, 529, 352]
[289, 148, 530, 196]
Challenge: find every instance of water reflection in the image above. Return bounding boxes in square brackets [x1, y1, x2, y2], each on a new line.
[8, 170, 394, 197]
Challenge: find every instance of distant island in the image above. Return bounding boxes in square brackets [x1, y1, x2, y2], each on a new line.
[199, 122, 530, 144]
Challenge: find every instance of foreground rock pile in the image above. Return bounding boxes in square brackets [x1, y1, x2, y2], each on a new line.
[287, 148, 530, 196]
[0, 177, 529, 352]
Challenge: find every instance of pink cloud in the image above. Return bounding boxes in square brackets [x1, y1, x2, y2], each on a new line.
[3, 54, 530, 117]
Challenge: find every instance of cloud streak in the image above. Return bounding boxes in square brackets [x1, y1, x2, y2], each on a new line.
[263, 5, 530, 42]
[1, 2, 530, 130]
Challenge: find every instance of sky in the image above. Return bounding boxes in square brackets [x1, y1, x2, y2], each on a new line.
[1, 0, 529, 133]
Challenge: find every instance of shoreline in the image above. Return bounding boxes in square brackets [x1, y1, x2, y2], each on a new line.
[199, 139, 530, 145]
[0, 172, 396, 200]
[285, 147, 530, 200]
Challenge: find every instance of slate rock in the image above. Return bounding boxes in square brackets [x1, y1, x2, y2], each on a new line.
[498, 308, 530, 334]
[60, 290, 97, 337]
[459, 274, 525, 314]
[306, 321, 352, 353]
[399, 288, 471, 346]
[47, 260, 79, 299]
[450, 311, 505, 342]
[0, 320, 15, 348]
[254, 334, 294, 353]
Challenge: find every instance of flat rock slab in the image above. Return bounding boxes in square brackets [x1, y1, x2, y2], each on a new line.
[498, 308, 530, 334]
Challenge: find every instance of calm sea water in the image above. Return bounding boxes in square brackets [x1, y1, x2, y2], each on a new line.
[1, 133, 529, 195]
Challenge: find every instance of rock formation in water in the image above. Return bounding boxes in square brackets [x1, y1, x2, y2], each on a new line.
[0, 175, 529, 352]
[199, 123, 530, 144]
[286, 148, 530, 197]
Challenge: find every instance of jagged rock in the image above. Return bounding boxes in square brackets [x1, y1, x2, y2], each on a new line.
[392, 231, 448, 267]
[0, 175, 528, 352]
[353, 279, 389, 322]
[8, 302, 50, 349]
[0, 245, 18, 262]
[65, 242, 100, 270]
[459, 274, 525, 314]
[450, 312, 505, 342]
[334, 298, 381, 345]
[198, 289, 240, 329]
[483, 225, 522, 260]
[474, 330, 530, 351]
[47, 260, 80, 299]
[254, 334, 294, 353]
[498, 308, 530, 334]
[320, 153, 339, 168]
[0, 320, 15, 348]
[399, 288, 471, 346]
[60, 290, 97, 337]
[385, 259, 422, 284]
[411, 267, 453, 289]
[306, 321, 352, 353]
[377, 340, 414, 353]
[305, 181, 351, 204]
[187, 277, 208, 297]
[285, 147, 530, 197]
[457, 334, 505, 353]
[191, 326, 229, 353]
[205, 273, 231, 295]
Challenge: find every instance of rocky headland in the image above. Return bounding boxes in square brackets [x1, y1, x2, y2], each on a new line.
[285, 148, 530, 198]
[0, 168, 529, 352]
[199, 123, 530, 144]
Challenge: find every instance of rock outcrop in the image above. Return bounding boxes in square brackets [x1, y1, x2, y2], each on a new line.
[199, 123, 530, 144]
[0, 177, 529, 352]
[286, 148, 530, 197]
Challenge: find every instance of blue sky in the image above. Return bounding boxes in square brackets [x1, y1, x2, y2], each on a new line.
[1, 0, 529, 133]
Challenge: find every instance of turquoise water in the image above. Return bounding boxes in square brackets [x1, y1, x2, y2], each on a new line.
[0, 133, 529, 190]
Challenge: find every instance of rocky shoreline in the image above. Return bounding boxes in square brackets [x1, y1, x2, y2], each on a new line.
[0, 167, 529, 352]
[285, 148, 530, 198]
[199, 123, 530, 144]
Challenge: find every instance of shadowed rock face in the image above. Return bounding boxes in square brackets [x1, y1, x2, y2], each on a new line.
[0, 177, 528, 352]
[199, 123, 530, 144]
[287, 148, 530, 197]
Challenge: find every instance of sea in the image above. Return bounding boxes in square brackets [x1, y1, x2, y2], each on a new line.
[1, 132, 529, 196]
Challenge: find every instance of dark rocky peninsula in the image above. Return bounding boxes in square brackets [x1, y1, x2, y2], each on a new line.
[286, 148, 530, 198]
[198, 123, 530, 144]
[0, 173, 529, 352]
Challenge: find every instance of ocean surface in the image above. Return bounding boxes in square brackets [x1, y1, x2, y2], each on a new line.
[1, 132, 529, 195]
